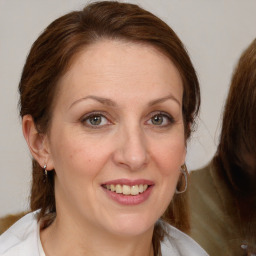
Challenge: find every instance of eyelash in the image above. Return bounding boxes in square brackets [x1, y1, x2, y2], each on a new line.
[80, 111, 175, 129]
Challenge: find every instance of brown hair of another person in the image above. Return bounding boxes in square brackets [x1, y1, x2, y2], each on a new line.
[18, 1, 200, 254]
[214, 39, 256, 251]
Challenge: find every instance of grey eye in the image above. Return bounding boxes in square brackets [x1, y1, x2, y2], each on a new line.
[146, 112, 174, 127]
[151, 115, 164, 125]
[88, 115, 102, 125]
[84, 114, 109, 126]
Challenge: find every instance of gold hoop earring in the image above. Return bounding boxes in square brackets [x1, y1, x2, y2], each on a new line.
[175, 164, 188, 194]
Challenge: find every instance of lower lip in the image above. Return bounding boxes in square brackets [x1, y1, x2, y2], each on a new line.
[103, 186, 154, 205]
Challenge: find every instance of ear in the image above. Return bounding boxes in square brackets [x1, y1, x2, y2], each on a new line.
[22, 115, 54, 170]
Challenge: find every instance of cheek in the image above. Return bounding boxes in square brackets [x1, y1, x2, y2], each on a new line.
[150, 138, 185, 218]
[50, 132, 111, 178]
[151, 137, 186, 176]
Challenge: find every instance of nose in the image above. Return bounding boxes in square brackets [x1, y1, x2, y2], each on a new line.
[112, 125, 149, 171]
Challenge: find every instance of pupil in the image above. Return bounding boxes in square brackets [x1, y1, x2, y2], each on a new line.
[90, 116, 101, 125]
[152, 115, 163, 125]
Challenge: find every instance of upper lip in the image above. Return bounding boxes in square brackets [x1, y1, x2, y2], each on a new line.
[102, 179, 154, 186]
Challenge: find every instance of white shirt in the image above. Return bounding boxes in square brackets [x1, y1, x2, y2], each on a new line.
[0, 211, 208, 256]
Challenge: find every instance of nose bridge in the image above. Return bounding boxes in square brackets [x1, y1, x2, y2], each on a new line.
[114, 121, 149, 170]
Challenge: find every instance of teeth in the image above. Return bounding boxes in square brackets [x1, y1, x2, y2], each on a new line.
[138, 184, 144, 193]
[123, 185, 131, 195]
[104, 184, 149, 196]
[131, 185, 138, 195]
[116, 184, 122, 194]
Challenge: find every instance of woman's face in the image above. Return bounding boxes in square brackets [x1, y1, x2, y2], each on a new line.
[45, 40, 186, 237]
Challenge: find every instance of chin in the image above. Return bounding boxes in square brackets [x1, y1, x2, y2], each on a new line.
[106, 213, 156, 238]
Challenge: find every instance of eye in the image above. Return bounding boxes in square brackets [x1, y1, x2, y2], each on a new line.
[146, 112, 174, 127]
[151, 115, 165, 125]
[81, 113, 110, 128]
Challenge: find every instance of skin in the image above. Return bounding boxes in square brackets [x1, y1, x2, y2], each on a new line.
[23, 40, 186, 256]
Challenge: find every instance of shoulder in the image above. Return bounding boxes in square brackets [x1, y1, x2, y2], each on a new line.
[189, 161, 220, 211]
[0, 212, 27, 235]
[160, 221, 209, 256]
[188, 161, 240, 255]
[188, 162, 223, 234]
[189, 160, 235, 220]
[0, 211, 39, 256]
[189, 162, 214, 188]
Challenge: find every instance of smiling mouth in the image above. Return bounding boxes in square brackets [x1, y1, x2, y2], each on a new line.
[102, 184, 150, 196]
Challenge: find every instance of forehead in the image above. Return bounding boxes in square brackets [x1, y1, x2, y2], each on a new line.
[55, 39, 183, 107]
[67, 39, 177, 73]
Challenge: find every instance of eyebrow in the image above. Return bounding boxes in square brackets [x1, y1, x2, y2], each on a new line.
[148, 94, 181, 107]
[69, 94, 181, 109]
[69, 95, 117, 109]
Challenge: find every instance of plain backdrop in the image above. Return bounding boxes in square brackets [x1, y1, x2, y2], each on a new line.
[0, 0, 255, 217]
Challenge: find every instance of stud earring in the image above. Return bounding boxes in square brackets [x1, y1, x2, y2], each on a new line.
[43, 164, 47, 177]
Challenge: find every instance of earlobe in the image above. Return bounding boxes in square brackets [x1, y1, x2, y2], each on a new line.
[22, 115, 53, 170]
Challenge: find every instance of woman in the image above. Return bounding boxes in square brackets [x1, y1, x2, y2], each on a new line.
[189, 39, 256, 255]
[0, 2, 207, 255]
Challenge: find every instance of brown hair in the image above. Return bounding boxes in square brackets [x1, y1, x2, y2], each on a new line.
[19, 1, 200, 254]
[214, 39, 256, 251]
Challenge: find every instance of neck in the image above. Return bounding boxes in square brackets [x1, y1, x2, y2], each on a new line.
[40, 214, 155, 256]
